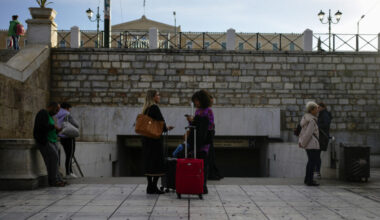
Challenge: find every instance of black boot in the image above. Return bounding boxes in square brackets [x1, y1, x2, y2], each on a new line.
[146, 176, 155, 194]
[152, 176, 164, 194]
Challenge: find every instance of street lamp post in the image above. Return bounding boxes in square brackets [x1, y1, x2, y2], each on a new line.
[86, 7, 102, 48]
[357, 15, 365, 35]
[173, 11, 177, 47]
[318, 9, 342, 51]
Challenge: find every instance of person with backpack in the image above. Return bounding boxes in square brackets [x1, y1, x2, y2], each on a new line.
[315, 102, 332, 179]
[8, 15, 23, 51]
[298, 101, 320, 186]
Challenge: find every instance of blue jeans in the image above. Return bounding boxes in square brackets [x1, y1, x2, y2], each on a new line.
[12, 35, 20, 50]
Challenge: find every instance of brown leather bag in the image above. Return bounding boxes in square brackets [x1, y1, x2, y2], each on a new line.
[135, 114, 164, 139]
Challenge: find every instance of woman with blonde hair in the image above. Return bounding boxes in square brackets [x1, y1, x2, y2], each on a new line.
[298, 101, 320, 186]
[141, 90, 174, 194]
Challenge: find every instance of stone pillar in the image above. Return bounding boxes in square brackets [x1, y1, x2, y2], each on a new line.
[149, 27, 159, 49]
[26, 8, 58, 47]
[70, 26, 81, 48]
[303, 29, 313, 52]
[226, 28, 236, 51]
[0, 139, 47, 190]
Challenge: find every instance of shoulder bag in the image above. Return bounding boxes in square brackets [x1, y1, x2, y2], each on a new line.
[135, 108, 164, 139]
[61, 115, 80, 138]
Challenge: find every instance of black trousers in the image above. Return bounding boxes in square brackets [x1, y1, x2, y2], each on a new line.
[60, 138, 76, 174]
[315, 150, 322, 173]
[198, 151, 209, 189]
[208, 141, 222, 179]
[305, 149, 319, 184]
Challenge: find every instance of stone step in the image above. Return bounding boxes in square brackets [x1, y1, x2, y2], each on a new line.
[0, 49, 18, 62]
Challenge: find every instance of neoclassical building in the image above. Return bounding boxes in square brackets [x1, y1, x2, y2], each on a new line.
[1, 16, 304, 51]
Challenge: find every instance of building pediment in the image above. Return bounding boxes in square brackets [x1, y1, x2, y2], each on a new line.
[112, 15, 180, 32]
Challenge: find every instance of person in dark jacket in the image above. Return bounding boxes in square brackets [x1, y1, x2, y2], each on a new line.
[315, 102, 332, 179]
[33, 102, 66, 187]
[141, 90, 174, 194]
[201, 90, 223, 181]
[57, 102, 79, 179]
[8, 15, 21, 50]
[186, 90, 214, 194]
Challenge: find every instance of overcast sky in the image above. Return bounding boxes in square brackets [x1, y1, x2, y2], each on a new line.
[0, 0, 379, 34]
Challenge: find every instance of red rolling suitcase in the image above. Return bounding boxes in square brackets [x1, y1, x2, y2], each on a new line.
[176, 126, 204, 199]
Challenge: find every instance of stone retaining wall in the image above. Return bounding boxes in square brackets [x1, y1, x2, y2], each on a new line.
[50, 48, 380, 132]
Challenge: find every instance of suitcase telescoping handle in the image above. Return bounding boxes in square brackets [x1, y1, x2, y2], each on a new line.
[184, 125, 196, 159]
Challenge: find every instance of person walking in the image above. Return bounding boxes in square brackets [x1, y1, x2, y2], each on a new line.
[8, 15, 21, 50]
[298, 101, 320, 186]
[33, 102, 66, 187]
[57, 102, 79, 179]
[186, 90, 214, 194]
[315, 102, 332, 179]
[141, 90, 174, 194]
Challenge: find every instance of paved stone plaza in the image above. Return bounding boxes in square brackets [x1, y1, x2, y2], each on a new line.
[1, 174, 380, 220]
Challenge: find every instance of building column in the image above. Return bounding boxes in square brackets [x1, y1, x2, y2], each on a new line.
[70, 26, 81, 48]
[303, 29, 313, 52]
[226, 28, 236, 51]
[149, 27, 159, 49]
[26, 8, 58, 47]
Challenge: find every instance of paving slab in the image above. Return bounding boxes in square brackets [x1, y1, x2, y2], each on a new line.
[0, 171, 380, 220]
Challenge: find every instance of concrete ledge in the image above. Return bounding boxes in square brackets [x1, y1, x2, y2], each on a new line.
[266, 142, 337, 179]
[58, 142, 117, 177]
[0, 139, 47, 190]
[72, 106, 281, 142]
[0, 44, 50, 82]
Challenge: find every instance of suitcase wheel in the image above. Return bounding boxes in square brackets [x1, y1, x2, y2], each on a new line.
[160, 186, 164, 191]
[199, 194, 203, 200]
[177, 193, 181, 199]
[165, 188, 170, 193]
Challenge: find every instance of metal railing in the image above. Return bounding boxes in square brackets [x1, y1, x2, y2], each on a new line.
[56, 30, 71, 48]
[313, 33, 379, 52]
[80, 30, 102, 48]
[51, 29, 380, 52]
[122, 31, 149, 49]
[235, 33, 304, 51]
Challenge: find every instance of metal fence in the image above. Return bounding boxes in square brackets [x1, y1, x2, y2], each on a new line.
[52, 29, 380, 52]
[313, 33, 379, 52]
[235, 33, 304, 51]
[56, 30, 71, 48]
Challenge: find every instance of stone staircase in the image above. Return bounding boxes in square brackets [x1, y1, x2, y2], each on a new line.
[0, 49, 18, 62]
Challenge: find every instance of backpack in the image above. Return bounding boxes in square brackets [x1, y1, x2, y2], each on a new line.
[294, 123, 302, 136]
[15, 24, 25, 36]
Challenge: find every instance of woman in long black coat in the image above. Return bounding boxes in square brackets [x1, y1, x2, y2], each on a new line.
[141, 90, 173, 194]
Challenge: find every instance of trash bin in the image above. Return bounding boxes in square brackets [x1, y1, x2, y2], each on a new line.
[339, 143, 370, 182]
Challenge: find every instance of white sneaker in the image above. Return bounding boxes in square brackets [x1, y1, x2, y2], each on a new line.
[66, 173, 78, 179]
[314, 172, 321, 180]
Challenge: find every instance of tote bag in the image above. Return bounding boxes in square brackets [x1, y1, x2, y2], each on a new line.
[135, 113, 164, 139]
[61, 115, 79, 138]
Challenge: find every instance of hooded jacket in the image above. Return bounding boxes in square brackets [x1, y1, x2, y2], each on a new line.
[8, 20, 20, 36]
[298, 113, 319, 150]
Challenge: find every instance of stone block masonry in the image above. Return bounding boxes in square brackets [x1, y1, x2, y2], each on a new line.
[50, 48, 380, 132]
